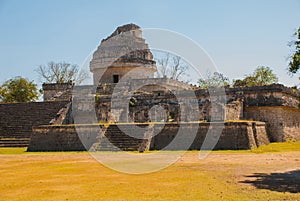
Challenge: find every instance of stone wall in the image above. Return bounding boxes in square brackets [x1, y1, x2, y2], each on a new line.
[42, 83, 73, 101]
[93, 66, 155, 84]
[151, 122, 269, 150]
[27, 121, 269, 151]
[224, 84, 299, 108]
[244, 106, 300, 142]
[28, 125, 90, 151]
[94, 78, 193, 95]
[225, 100, 243, 120]
[0, 101, 69, 139]
[42, 83, 300, 142]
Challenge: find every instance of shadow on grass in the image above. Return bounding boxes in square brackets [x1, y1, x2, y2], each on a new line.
[241, 170, 300, 193]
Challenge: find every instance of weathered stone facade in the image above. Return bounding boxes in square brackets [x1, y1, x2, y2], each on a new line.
[42, 82, 73, 101]
[1, 23, 300, 151]
[90, 23, 156, 85]
[245, 106, 300, 142]
[27, 122, 269, 151]
[29, 80, 299, 151]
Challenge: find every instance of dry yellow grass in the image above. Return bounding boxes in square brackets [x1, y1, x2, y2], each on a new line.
[0, 144, 300, 201]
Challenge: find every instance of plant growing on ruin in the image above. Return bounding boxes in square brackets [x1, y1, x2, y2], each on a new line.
[36, 61, 89, 84]
[95, 93, 100, 102]
[0, 77, 39, 103]
[129, 97, 136, 107]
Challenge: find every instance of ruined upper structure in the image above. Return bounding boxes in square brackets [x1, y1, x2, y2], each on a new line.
[1, 23, 300, 151]
[90, 23, 157, 85]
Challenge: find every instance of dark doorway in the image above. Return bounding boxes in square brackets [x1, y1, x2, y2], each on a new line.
[113, 75, 119, 83]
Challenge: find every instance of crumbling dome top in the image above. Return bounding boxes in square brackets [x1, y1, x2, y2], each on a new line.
[102, 23, 141, 42]
[90, 23, 156, 71]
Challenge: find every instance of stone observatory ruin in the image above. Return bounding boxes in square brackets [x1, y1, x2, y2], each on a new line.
[90, 23, 157, 85]
[0, 23, 299, 151]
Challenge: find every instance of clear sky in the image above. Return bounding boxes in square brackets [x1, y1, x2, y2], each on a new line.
[0, 0, 299, 86]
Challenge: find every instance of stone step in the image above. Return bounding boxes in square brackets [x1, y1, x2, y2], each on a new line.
[91, 125, 151, 152]
[97, 138, 142, 151]
[104, 135, 144, 139]
[99, 141, 141, 146]
[98, 147, 122, 151]
[0, 137, 26, 140]
[99, 144, 140, 149]
[0, 144, 28, 147]
[0, 138, 30, 147]
[103, 134, 140, 137]
[101, 140, 143, 145]
[98, 146, 138, 151]
[104, 139, 144, 142]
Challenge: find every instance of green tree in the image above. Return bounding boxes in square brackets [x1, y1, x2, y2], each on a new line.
[198, 72, 230, 89]
[36, 61, 89, 84]
[233, 66, 278, 87]
[0, 77, 39, 103]
[288, 26, 300, 75]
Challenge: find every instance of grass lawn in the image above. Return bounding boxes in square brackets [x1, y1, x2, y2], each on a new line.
[0, 142, 299, 201]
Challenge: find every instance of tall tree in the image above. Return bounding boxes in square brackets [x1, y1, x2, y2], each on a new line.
[233, 66, 278, 87]
[155, 53, 188, 80]
[288, 26, 300, 76]
[198, 72, 230, 89]
[36, 61, 89, 84]
[0, 77, 39, 103]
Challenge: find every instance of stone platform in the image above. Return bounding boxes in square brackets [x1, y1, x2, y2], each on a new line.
[27, 121, 269, 151]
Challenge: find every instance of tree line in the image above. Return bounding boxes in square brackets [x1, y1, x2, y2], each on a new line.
[198, 66, 278, 89]
[0, 62, 88, 103]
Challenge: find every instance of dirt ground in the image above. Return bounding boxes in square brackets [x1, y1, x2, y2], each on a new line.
[185, 152, 300, 193]
[0, 150, 299, 200]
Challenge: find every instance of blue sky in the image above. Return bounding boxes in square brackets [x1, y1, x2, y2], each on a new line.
[0, 0, 299, 86]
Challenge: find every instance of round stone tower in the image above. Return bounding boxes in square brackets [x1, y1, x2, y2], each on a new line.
[90, 23, 157, 85]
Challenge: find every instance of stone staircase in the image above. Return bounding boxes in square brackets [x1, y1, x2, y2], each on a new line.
[0, 138, 30, 147]
[0, 101, 70, 148]
[92, 125, 151, 151]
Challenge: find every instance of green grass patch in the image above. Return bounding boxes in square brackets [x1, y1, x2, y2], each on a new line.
[0, 147, 27, 154]
[0, 148, 91, 155]
[251, 141, 300, 153]
[1, 141, 300, 155]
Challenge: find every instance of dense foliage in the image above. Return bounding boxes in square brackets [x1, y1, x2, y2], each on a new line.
[0, 77, 39, 103]
[233, 66, 278, 87]
[288, 27, 300, 76]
